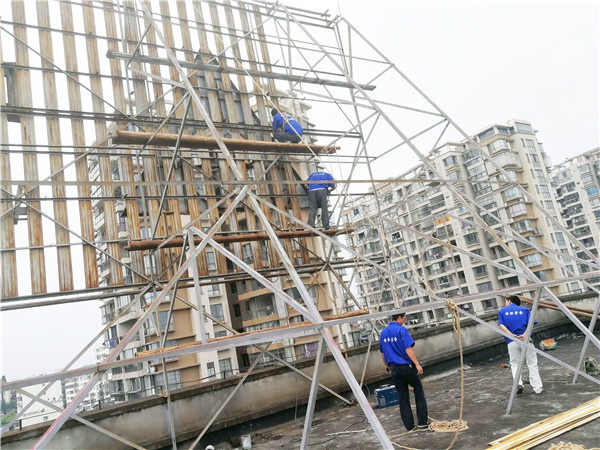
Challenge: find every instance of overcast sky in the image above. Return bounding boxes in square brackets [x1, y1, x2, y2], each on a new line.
[1, 0, 599, 382]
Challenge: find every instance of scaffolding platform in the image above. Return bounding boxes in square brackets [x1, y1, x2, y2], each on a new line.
[110, 130, 338, 154]
[125, 228, 353, 251]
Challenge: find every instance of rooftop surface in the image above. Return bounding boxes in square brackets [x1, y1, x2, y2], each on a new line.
[205, 331, 600, 450]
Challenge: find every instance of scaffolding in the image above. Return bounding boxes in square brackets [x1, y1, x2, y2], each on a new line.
[1, 0, 598, 448]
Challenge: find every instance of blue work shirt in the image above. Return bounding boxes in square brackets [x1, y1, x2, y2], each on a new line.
[379, 322, 415, 365]
[498, 303, 535, 344]
[272, 113, 303, 136]
[306, 171, 334, 191]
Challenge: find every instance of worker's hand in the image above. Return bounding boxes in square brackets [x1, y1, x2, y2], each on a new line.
[416, 364, 423, 375]
[385, 365, 391, 375]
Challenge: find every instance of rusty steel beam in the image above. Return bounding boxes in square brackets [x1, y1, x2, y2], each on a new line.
[110, 130, 338, 154]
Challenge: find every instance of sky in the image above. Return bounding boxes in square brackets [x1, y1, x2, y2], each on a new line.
[1, 0, 599, 382]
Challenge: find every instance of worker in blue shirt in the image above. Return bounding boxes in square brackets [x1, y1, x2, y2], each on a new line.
[380, 313, 429, 431]
[498, 295, 543, 395]
[271, 108, 303, 143]
[305, 170, 335, 230]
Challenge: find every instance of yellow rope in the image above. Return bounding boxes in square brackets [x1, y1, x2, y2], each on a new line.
[547, 442, 589, 450]
[429, 419, 469, 433]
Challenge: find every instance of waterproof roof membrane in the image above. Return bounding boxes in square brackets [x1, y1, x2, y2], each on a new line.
[0, 0, 598, 448]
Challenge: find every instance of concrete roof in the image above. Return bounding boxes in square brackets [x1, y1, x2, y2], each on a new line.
[205, 331, 600, 449]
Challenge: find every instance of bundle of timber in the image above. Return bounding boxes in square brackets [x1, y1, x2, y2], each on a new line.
[487, 397, 600, 449]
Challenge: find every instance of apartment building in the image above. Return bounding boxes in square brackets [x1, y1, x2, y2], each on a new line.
[15, 382, 63, 428]
[342, 120, 581, 330]
[91, 99, 345, 404]
[551, 148, 600, 291]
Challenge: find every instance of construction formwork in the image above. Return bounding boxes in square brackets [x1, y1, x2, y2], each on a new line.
[1, 1, 598, 449]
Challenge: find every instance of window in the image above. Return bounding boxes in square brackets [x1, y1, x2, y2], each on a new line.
[206, 284, 220, 296]
[206, 362, 216, 378]
[543, 200, 555, 213]
[242, 244, 253, 264]
[504, 187, 522, 201]
[473, 265, 488, 278]
[206, 252, 217, 270]
[477, 282, 493, 293]
[523, 138, 536, 148]
[586, 187, 598, 196]
[443, 155, 459, 167]
[489, 139, 509, 152]
[513, 219, 532, 233]
[154, 370, 182, 390]
[531, 169, 545, 181]
[219, 358, 233, 378]
[579, 164, 590, 173]
[144, 254, 157, 276]
[538, 185, 551, 198]
[509, 203, 527, 218]
[214, 330, 227, 338]
[520, 236, 536, 250]
[210, 303, 225, 322]
[554, 232, 566, 246]
[516, 122, 533, 133]
[464, 232, 479, 246]
[523, 253, 542, 267]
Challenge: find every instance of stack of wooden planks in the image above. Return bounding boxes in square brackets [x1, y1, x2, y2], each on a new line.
[487, 397, 600, 449]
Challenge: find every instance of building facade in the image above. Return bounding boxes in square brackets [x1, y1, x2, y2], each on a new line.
[342, 120, 591, 331]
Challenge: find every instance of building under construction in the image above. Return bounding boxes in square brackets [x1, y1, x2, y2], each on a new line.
[1, 1, 598, 448]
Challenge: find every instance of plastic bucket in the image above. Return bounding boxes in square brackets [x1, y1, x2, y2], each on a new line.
[241, 434, 252, 450]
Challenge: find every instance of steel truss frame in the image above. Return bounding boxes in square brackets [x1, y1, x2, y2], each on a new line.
[1, 0, 598, 448]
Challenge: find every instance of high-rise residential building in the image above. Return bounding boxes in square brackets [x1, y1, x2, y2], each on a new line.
[91, 98, 346, 404]
[342, 119, 583, 331]
[551, 147, 600, 291]
[15, 382, 63, 428]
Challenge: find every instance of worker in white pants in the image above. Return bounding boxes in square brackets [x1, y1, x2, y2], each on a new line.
[498, 295, 544, 395]
[507, 340, 543, 394]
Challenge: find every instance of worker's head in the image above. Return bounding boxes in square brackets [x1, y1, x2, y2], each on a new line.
[507, 295, 521, 306]
[271, 108, 279, 117]
[391, 313, 406, 323]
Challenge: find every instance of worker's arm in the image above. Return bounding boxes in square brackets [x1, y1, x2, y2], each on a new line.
[499, 324, 524, 341]
[380, 353, 391, 374]
[406, 346, 423, 375]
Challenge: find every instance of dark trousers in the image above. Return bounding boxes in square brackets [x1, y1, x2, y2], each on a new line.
[390, 364, 428, 430]
[307, 189, 329, 229]
[273, 130, 301, 143]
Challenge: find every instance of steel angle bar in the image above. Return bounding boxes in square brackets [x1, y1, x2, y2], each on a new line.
[187, 226, 314, 319]
[319, 328, 393, 448]
[29, 190, 240, 446]
[572, 293, 600, 384]
[186, 343, 273, 450]
[300, 336, 326, 450]
[17, 389, 146, 450]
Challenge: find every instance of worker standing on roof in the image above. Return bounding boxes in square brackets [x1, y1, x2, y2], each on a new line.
[380, 312, 429, 431]
[305, 169, 335, 230]
[271, 108, 303, 143]
[498, 295, 544, 395]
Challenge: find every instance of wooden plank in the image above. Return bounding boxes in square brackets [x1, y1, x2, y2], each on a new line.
[0, 17, 18, 298]
[191, 0, 224, 123]
[60, 0, 98, 289]
[12, 0, 47, 294]
[103, 1, 145, 285]
[111, 130, 338, 153]
[223, 0, 259, 140]
[83, 0, 123, 286]
[238, 3, 270, 141]
[36, 0, 74, 292]
[126, 228, 352, 251]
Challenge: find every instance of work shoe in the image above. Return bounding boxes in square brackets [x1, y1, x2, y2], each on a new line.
[417, 424, 430, 430]
[534, 389, 543, 395]
[517, 385, 524, 395]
